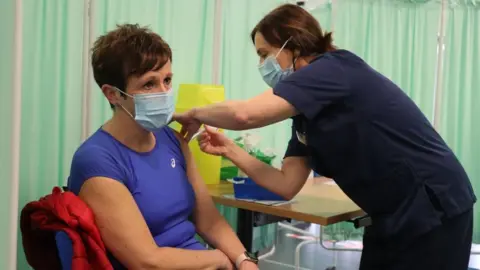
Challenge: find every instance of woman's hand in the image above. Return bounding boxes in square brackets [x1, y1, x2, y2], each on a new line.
[173, 109, 202, 142]
[238, 261, 259, 270]
[197, 126, 235, 157]
[212, 249, 234, 270]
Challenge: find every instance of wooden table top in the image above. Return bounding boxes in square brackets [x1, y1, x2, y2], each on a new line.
[207, 179, 365, 226]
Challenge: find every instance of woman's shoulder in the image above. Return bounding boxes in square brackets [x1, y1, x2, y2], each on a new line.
[156, 126, 182, 145]
[73, 129, 122, 162]
[68, 130, 129, 194]
[155, 127, 188, 152]
[309, 49, 364, 66]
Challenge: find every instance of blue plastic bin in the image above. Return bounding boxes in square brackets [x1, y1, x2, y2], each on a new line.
[233, 177, 286, 201]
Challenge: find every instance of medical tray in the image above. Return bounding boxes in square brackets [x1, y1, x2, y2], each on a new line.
[232, 177, 286, 201]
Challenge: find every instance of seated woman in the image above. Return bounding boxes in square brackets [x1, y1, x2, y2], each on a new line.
[68, 24, 258, 270]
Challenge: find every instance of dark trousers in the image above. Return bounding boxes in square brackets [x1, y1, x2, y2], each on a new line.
[360, 209, 473, 270]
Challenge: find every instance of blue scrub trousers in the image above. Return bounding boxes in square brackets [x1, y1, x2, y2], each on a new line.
[359, 208, 473, 270]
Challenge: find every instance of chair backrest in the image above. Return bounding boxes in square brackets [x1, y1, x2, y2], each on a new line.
[55, 231, 73, 270]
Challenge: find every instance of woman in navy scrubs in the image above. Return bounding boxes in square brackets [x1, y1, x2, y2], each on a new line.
[174, 4, 476, 269]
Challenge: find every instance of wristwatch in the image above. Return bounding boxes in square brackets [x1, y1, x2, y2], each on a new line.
[235, 251, 259, 268]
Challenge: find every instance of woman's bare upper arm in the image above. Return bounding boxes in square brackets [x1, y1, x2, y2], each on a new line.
[172, 131, 221, 231]
[280, 156, 311, 198]
[79, 177, 157, 269]
[241, 89, 298, 128]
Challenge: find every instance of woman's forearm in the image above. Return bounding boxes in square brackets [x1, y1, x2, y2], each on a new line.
[193, 101, 251, 130]
[224, 143, 301, 199]
[143, 247, 225, 270]
[192, 89, 296, 131]
[198, 217, 246, 263]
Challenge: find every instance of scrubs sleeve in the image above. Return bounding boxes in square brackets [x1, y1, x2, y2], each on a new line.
[273, 60, 350, 120]
[284, 125, 308, 158]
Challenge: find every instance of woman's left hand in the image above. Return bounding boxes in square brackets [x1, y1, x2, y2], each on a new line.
[173, 109, 202, 141]
[238, 261, 259, 270]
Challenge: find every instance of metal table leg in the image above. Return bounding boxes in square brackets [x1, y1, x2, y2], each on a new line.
[237, 208, 254, 252]
[236, 209, 288, 255]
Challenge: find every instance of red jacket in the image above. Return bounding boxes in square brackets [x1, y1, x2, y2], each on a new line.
[20, 187, 113, 270]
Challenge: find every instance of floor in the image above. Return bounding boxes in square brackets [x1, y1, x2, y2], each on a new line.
[257, 223, 480, 270]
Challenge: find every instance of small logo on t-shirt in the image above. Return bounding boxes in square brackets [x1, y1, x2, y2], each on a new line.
[171, 158, 176, 168]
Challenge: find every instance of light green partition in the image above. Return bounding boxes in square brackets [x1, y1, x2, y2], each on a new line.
[0, 0, 15, 269]
[438, 5, 480, 243]
[16, 1, 86, 269]
[333, 0, 440, 121]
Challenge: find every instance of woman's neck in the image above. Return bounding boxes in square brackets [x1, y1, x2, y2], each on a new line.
[295, 55, 317, 70]
[103, 111, 156, 153]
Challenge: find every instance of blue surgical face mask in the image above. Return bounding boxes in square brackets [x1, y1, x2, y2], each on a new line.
[115, 87, 175, 132]
[258, 38, 294, 88]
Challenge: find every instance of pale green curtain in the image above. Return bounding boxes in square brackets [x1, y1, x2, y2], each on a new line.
[89, 0, 215, 131]
[15, 1, 85, 269]
[0, 0, 16, 268]
[438, 3, 480, 243]
[311, 1, 333, 29]
[333, 0, 440, 120]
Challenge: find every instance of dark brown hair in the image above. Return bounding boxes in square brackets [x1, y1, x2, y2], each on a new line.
[251, 4, 335, 57]
[91, 24, 172, 108]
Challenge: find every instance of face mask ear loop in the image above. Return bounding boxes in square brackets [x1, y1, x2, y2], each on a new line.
[113, 87, 133, 107]
[113, 87, 135, 118]
[118, 103, 134, 119]
[114, 87, 134, 99]
[275, 36, 293, 59]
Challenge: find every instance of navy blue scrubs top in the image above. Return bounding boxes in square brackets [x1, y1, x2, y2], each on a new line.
[274, 50, 476, 241]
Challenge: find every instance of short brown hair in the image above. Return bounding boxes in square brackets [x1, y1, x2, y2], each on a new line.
[251, 4, 334, 57]
[91, 24, 172, 108]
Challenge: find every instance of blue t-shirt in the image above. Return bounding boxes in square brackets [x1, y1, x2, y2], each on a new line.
[274, 50, 476, 241]
[68, 127, 205, 269]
